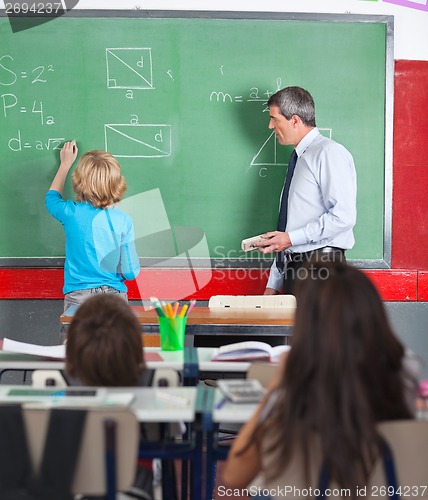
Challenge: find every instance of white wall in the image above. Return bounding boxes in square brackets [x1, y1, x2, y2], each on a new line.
[58, 0, 428, 61]
[1, 0, 426, 59]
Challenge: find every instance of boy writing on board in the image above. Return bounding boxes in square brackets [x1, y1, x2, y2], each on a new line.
[46, 141, 140, 311]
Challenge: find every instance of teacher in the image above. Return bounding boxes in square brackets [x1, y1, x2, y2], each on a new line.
[255, 86, 357, 294]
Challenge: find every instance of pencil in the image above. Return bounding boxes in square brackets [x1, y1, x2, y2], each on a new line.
[179, 304, 189, 318]
[150, 297, 166, 317]
[187, 299, 196, 314]
[172, 301, 179, 317]
[166, 302, 174, 318]
[215, 397, 227, 410]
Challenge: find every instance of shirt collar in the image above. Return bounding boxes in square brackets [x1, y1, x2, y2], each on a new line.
[295, 127, 320, 157]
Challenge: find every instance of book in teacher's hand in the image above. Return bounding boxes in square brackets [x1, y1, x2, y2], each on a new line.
[211, 341, 291, 362]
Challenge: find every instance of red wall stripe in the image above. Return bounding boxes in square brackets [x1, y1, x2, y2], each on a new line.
[364, 270, 417, 301]
[418, 271, 428, 302]
[392, 61, 428, 270]
[0, 267, 423, 301]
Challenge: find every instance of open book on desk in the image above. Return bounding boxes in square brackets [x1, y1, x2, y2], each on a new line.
[211, 341, 290, 362]
[1, 338, 165, 363]
[1, 338, 65, 359]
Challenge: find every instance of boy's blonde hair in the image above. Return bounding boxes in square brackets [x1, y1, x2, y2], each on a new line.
[72, 150, 127, 209]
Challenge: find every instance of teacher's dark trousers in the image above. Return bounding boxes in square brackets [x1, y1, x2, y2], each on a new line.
[282, 246, 346, 295]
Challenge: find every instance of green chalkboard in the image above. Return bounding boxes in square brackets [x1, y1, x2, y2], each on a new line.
[0, 12, 393, 266]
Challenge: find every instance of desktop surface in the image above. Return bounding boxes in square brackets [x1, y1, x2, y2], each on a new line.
[61, 306, 294, 326]
[61, 306, 294, 340]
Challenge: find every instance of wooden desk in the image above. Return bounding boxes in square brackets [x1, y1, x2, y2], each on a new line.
[60, 306, 295, 346]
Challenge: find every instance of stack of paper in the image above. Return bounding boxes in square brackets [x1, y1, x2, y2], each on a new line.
[2, 338, 65, 358]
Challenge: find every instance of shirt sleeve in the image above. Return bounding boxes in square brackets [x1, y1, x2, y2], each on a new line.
[266, 259, 284, 292]
[288, 144, 357, 247]
[45, 189, 68, 223]
[120, 219, 141, 281]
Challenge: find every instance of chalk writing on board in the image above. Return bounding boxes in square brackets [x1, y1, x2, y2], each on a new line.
[208, 84, 282, 110]
[249, 127, 333, 174]
[8, 130, 64, 151]
[104, 124, 172, 158]
[1, 94, 54, 125]
[319, 128, 332, 139]
[210, 91, 232, 103]
[250, 131, 287, 170]
[0, 54, 54, 86]
[106, 48, 154, 90]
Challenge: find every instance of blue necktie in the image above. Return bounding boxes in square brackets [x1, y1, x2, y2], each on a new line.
[276, 150, 298, 271]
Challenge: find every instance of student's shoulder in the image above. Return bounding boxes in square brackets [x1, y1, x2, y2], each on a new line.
[45, 190, 77, 211]
[46, 189, 62, 201]
[109, 206, 133, 223]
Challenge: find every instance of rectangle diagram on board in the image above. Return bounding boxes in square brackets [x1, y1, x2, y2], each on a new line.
[104, 124, 172, 158]
[106, 48, 154, 89]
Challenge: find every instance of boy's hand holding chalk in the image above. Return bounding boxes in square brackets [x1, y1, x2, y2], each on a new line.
[60, 140, 78, 168]
[50, 140, 79, 194]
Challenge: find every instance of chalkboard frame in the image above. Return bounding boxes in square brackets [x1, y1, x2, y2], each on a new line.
[0, 10, 394, 269]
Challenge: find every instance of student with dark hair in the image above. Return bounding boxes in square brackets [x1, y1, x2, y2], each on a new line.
[66, 293, 148, 387]
[222, 261, 419, 498]
[66, 294, 154, 499]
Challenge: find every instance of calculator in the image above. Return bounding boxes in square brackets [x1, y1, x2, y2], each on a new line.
[217, 379, 266, 404]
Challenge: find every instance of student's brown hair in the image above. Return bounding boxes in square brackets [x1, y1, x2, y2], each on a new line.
[255, 261, 416, 495]
[72, 150, 127, 209]
[66, 294, 145, 386]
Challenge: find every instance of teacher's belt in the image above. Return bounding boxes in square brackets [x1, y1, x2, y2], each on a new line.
[284, 246, 345, 263]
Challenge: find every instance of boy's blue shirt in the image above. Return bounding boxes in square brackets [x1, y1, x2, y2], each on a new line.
[46, 190, 140, 294]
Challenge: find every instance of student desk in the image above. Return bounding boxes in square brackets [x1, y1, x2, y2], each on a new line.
[0, 347, 199, 386]
[0, 347, 254, 385]
[60, 305, 294, 346]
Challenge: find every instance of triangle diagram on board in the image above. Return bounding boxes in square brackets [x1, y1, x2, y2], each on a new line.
[250, 131, 287, 167]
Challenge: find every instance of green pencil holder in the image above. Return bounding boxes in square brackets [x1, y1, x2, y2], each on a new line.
[158, 316, 186, 351]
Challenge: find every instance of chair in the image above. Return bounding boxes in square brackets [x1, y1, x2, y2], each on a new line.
[31, 369, 68, 388]
[259, 419, 428, 493]
[152, 368, 181, 388]
[372, 419, 428, 487]
[246, 362, 279, 388]
[208, 294, 296, 309]
[23, 407, 140, 499]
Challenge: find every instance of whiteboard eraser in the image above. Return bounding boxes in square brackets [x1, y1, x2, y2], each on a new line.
[241, 234, 266, 252]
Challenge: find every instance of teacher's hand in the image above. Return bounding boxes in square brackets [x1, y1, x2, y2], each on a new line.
[253, 231, 292, 254]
